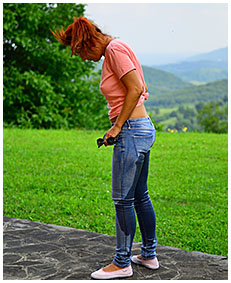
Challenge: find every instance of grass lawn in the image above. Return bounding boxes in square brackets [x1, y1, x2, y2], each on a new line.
[3, 129, 228, 257]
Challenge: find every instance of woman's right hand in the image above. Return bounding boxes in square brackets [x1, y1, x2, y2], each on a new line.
[104, 124, 121, 146]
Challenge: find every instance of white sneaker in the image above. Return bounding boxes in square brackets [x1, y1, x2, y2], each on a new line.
[91, 265, 133, 280]
[131, 255, 159, 269]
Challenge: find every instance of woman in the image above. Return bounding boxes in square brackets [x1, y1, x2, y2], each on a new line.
[52, 16, 159, 280]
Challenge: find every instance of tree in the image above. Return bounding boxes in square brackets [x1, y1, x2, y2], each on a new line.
[197, 102, 228, 133]
[3, 3, 110, 129]
[178, 105, 185, 114]
[169, 110, 177, 118]
[154, 107, 160, 115]
[183, 107, 195, 119]
[195, 102, 204, 112]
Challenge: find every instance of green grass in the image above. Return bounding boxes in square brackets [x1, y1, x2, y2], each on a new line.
[3, 129, 228, 257]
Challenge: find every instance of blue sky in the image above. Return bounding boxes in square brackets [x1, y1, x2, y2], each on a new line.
[85, 3, 228, 64]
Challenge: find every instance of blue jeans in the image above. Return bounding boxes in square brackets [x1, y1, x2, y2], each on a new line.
[111, 116, 157, 267]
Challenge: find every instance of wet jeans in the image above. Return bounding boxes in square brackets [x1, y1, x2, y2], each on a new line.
[111, 116, 157, 267]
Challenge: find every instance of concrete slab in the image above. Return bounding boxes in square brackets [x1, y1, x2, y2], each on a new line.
[3, 216, 228, 280]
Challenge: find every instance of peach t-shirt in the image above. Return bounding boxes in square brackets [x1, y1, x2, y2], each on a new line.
[100, 39, 149, 120]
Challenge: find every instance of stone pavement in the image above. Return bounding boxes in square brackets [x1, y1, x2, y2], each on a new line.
[3, 216, 228, 280]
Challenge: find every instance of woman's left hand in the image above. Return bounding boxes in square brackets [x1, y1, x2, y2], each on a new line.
[104, 124, 121, 146]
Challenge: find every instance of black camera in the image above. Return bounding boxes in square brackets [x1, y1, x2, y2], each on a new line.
[97, 136, 118, 148]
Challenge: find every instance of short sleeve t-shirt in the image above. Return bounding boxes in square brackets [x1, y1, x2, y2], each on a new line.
[100, 39, 149, 120]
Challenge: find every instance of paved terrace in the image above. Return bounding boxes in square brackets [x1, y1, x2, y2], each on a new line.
[3, 216, 228, 280]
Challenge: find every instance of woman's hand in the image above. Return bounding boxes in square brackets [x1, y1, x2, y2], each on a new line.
[104, 124, 121, 146]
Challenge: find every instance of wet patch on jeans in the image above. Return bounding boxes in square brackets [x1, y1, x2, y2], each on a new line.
[113, 151, 144, 202]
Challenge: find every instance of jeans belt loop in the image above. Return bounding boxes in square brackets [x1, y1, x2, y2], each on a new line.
[127, 120, 131, 129]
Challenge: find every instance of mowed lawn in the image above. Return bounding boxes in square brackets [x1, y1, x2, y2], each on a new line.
[3, 129, 228, 257]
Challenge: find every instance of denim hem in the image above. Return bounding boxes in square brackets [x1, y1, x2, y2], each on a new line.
[140, 254, 156, 260]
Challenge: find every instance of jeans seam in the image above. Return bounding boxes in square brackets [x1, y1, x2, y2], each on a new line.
[135, 203, 148, 256]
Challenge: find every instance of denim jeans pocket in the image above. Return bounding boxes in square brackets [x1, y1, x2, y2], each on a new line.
[132, 131, 156, 156]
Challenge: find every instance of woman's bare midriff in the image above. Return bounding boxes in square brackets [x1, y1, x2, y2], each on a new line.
[110, 104, 148, 123]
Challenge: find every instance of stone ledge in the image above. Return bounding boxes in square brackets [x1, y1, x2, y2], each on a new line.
[3, 216, 228, 280]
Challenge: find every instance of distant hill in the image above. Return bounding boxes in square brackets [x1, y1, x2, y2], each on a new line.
[154, 47, 228, 83]
[142, 65, 192, 96]
[185, 47, 228, 63]
[146, 79, 228, 108]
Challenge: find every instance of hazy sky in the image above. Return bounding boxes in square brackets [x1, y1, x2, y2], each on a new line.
[85, 3, 228, 59]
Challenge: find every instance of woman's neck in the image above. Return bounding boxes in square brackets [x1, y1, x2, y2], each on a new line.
[102, 36, 114, 56]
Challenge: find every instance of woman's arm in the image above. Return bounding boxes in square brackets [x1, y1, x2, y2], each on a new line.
[144, 81, 148, 92]
[104, 70, 143, 145]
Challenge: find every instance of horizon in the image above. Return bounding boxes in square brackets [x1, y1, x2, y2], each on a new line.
[137, 46, 228, 66]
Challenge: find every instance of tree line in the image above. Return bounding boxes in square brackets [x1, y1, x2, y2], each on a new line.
[150, 95, 227, 133]
[146, 79, 228, 108]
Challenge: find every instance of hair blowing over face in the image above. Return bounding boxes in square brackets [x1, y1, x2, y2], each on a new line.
[51, 16, 107, 57]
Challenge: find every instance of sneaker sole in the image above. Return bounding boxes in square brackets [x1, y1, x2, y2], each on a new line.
[91, 272, 133, 280]
[131, 257, 159, 270]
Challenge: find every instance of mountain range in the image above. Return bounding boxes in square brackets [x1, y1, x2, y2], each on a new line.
[142, 64, 227, 108]
[145, 79, 228, 108]
[152, 47, 228, 83]
[182, 47, 228, 63]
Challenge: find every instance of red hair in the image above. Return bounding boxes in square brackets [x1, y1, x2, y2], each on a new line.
[51, 17, 107, 57]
